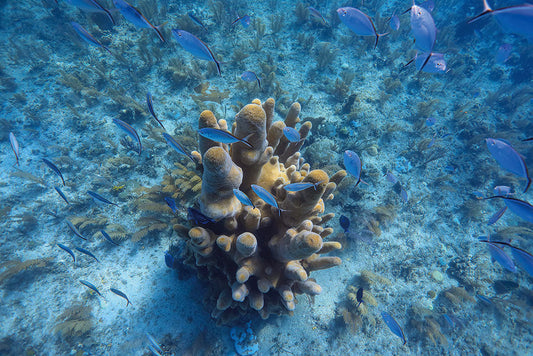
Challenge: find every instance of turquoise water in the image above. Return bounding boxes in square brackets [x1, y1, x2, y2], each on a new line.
[1, 0, 532, 355]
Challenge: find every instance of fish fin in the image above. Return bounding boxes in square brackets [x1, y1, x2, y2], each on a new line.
[524, 177, 532, 193]
[468, 0, 492, 24]
[401, 57, 415, 72]
[152, 25, 165, 42]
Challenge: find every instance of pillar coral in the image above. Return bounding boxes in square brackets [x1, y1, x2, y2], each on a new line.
[182, 98, 346, 323]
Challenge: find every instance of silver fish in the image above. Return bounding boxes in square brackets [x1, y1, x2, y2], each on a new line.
[9, 132, 19, 166]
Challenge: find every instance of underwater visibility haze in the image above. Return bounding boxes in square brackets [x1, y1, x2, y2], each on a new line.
[1, 0, 533, 355]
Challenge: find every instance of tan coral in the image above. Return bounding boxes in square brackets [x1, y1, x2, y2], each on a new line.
[181, 98, 345, 323]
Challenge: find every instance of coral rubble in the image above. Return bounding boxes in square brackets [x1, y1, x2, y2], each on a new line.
[179, 98, 346, 323]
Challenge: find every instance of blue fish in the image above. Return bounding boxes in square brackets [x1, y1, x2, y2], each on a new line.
[241, 71, 261, 88]
[493, 185, 512, 196]
[381, 311, 406, 345]
[251, 184, 283, 214]
[283, 181, 321, 192]
[66, 220, 87, 240]
[486, 138, 530, 192]
[425, 117, 436, 126]
[71, 22, 112, 55]
[337, 7, 387, 48]
[487, 206, 507, 225]
[146, 333, 163, 355]
[198, 128, 252, 148]
[146, 92, 165, 130]
[42, 158, 65, 186]
[79, 279, 102, 296]
[232, 15, 251, 28]
[162, 133, 195, 162]
[164, 251, 174, 268]
[413, 52, 447, 73]
[88, 190, 118, 206]
[400, 188, 409, 203]
[469, 1, 533, 40]
[9, 132, 20, 166]
[164, 197, 178, 213]
[339, 215, 350, 233]
[384, 171, 398, 184]
[389, 14, 400, 31]
[476, 294, 493, 305]
[65, 0, 115, 25]
[495, 43, 512, 64]
[489, 241, 533, 277]
[113, 0, 165, 42]
[57, 243, 76, 263]
[187, 207, 216, 225]
[233, 189, 255, 209]
[308, 7, 327, 25]
[100, 230, 119, 246]
[75, 246, 99, 263]
[283, 127, 301, 143]
[409, 3, 436, 53]
[110, 287, 131, 306]
[485, 242, 516, 272]
[113, 118, 142, 155]
[343, 150, 362, 186]
[172, 30, 221, 75]
[54, 186, 70, 205]
[188, 12, 207, 31]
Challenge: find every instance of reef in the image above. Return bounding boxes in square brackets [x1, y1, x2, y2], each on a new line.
[176, 98, 346, 323]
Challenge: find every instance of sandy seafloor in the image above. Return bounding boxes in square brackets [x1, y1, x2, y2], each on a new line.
[1, 0, 532, 355]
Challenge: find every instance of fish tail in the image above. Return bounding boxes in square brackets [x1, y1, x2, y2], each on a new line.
[214, 59, 222, 76]
[374, 32, 389, 49]
[468, 0, 492, 23]
[153, 25, 165, 42]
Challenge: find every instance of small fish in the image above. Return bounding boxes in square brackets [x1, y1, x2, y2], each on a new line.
[110, 287, 132, 306]
[488, 241, 533, 277]
[381, 311, 406, 345]
[411, 52, 447, 73]
[71, 22, 112, 55]
[164, 197, 178, 213]
[233, 189, 255, 209]
[42, 158, 65, 186]
[187, 207, 216, 225]
[339, 215, 350, 233]
[54, 186, 70, 205]
[468, 1, 533, 40]
[356, 287, 363, 308]
[198, 128, 252, 148]
[389, 14, 400, 31]
[409, 3, 436, 53]
[100, 230, 119, 246]
[162, 133, 195, 162]
[65, 0, 115, 25]
[188, 12, 208, 31]
[494, 185, 512, 196]
[241, 71, 261, 88]
[113, 0, 165, 42]
[251, 184, 284, 214]
[496, 43, 512, 63]
[486, 242, 516, 272]
[343, 150, 362, 186]
[487, 196, 533, 223]
[113, 118, 142, 155]
[57, 243, 76, 263]
[75, 246, 99, 262]
[66, 220, 87, 240]
[282, 127, 301, 143]
[486, 138, 530, 192]
[308, 7, 327, 25]
[88, 190, 118, 206]
[337, 7, 387, 48]
[79, 279, 102, 296]
[164, 251, 174, 268]
[146, 92, 165, 130]
[146, 333, 163, 355]
[9, 132, 20, 166]
[428, 134, 437, 148]
[400, 188, 409, 203]
[425, 117, 436, 126]
[384, 171, 398, 184]
[283, 181, 321, 192]
[148, 344, 162, 356]
[487, 206, 507, 225]
[172, 30, 221, 75]
[476, 294, 493, 305]
[231, 15, 251, 28]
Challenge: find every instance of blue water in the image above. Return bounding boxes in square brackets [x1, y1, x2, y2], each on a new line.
[1, 0, 532, 355]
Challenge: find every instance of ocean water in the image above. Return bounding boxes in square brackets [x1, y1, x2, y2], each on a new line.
[1, 0, 532, 355]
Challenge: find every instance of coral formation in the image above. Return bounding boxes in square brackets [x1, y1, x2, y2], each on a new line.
[178, 98, 345, 323]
